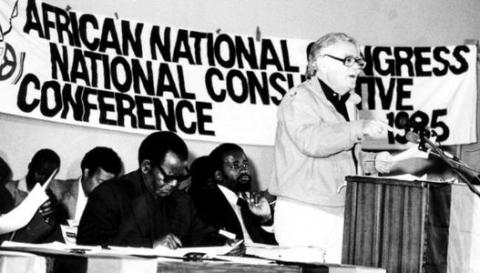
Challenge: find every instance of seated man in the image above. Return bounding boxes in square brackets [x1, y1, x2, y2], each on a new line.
[193, 143, 276, 245]
[1, 156, 58, 240]
[5, 149, 60, 204]
[4, 149, 62, 243]
[189, 156, 216, 205]
[0, 156, 14, 216]
[77, 131, 227, 248]
[50, 147, 123, 226]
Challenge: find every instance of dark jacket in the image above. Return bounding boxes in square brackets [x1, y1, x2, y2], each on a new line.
[194, 185, 277, 245]
[77, 170, 225, 247]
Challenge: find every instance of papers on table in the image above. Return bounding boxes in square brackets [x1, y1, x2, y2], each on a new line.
[2, 240, 326, 264]
[107, 245, 234, 258]
[1, 240, 390, 272]
[1, 241, 101, 256]
[1, 240, 334, 266]
[0, 240, 242, 260]
[214, 255, 274, 265]
[0, 240, 275, 266]
[245, 242, 327, 264]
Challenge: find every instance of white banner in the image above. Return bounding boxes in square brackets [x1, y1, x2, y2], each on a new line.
[358, 45, 478, 148]
[0, 0, 477, 147]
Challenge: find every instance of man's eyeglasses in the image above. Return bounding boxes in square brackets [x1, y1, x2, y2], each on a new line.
[225, 161, 249, 171]
[157, 165, 190, 184]
[323, 54, 366, 69]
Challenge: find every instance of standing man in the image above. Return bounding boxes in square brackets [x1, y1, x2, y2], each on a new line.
[77, 131, 226, 249]
[269, 33, 393, 262]
[193, 144, 276, 245]
[50, 147, 123, 226]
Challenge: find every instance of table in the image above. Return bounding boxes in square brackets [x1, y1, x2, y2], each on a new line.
[0, 249, 386, 273]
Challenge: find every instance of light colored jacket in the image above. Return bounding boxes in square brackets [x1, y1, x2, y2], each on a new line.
[49, 178, 81, 220]
[269, 78, 375, 207]
[4, 179, 28, 206]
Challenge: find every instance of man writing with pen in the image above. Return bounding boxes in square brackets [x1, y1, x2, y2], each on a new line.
[77, 131, 229, 249]
[192, 143, 277, 245]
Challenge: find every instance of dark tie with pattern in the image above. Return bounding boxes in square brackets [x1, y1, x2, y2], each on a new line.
[236, 197, 253, 240]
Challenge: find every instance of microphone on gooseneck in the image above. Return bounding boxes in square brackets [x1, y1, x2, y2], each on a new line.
[398, 114, 438, 140]
[405, 130, 430, 152]
[405, 131, 421, 144]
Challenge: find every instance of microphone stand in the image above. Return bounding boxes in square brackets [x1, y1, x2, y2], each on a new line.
[420, 134, 480, 198]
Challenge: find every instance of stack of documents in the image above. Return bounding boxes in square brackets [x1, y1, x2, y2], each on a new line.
[245, 242, 326, 264]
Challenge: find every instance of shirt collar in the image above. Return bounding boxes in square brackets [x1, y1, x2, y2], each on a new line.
[74, 176, 88, 223]
[318, 78, 350, 103]
[78, 176, 87, 198]
[18, 177, 28, 192]
[217, 184, 239, 206]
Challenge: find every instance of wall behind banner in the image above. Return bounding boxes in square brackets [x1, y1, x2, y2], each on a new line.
[1, 0, 479, 189]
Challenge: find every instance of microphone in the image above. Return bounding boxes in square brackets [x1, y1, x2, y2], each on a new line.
[405, 130, 431, 152]
[406, 129, 459, 162]
[397, 115, 439, 138]
[405, 131, 421, 144]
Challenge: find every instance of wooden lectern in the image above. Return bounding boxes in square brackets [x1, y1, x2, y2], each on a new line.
[342, 176, 451, 273]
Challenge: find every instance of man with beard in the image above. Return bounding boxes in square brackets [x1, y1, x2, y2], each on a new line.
[193, 143, 276, 245]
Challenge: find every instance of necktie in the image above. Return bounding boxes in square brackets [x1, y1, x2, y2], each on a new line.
[236, 198, 252, 240]
[236, 197, 248, 209]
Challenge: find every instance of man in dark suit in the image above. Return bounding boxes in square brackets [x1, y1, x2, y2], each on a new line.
[77, 131, 226, 249]
[193, 143, 277, 245]
[50, 147, 122, 226]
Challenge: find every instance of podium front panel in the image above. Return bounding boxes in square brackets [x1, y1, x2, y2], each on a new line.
[342, 176, 451, 273]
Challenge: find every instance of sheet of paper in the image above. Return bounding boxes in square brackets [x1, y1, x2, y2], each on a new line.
[245, 242, 326, 264]
[0, 183, 49, 234]
[107, 243, 238, 258]
[1, 240, 101, 255]
[391, 145, 429, 162]
[1, 239, 251, 262]
[0, 169, 58, 234]
[214, 255, 275, 265]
